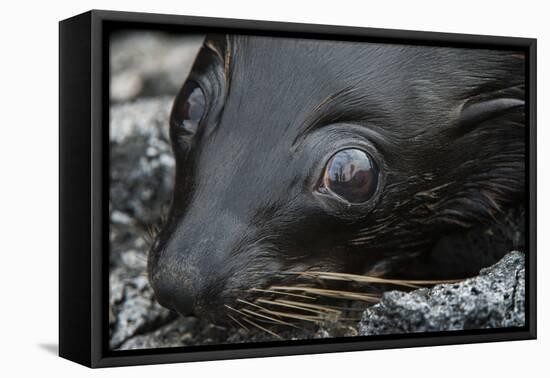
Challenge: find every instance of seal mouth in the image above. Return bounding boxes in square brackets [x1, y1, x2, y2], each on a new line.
[224, 271, 461, 338]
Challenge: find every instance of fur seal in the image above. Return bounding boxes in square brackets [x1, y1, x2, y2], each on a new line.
[148, 34, 525, 321]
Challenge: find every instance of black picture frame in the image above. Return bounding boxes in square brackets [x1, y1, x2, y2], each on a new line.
[59, 9, 537, 368]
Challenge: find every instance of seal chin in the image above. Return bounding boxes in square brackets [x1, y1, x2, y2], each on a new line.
[151, 272, 237, 322]
[176, 300, 237, 325]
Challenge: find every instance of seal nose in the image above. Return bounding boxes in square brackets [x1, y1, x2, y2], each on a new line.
[171, 286, 196, 316]
[152, 274, 197, 316]
[149, 209, 244, 318]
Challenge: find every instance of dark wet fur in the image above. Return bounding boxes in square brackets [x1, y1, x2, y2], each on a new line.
[148, 34, 525, 321]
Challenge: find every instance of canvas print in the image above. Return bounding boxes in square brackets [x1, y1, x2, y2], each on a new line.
[108, 30, 526, 351]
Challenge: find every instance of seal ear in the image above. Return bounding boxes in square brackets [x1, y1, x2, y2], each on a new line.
[455, 85, 525, 136]
[203, 34, 229, 61]
[201, 34, 233, 83]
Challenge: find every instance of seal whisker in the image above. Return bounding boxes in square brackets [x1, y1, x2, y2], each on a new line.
[240, 317, 282, 339]
[236, 299, 294, 323]
[239, 307, 297, 327]
[255, 298, 338, 315]
[227, 302, 297, 328]
[227, 313, 249, 331]
[269, 286, 381, 302]
[316, 304, 367, 312]
[282, 271, 465, 288]
[249, 288, 316, 300]
[224, 304, 253, 319]
[255, 309, 325, 323]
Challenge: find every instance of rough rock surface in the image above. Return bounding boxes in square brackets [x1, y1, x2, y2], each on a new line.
[110, 97, 174, 228]
[110, 31, 204, 102]
[109, 98, 177, 349]
[359, 251, 525, 335]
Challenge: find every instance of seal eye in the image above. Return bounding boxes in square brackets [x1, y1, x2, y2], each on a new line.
[320, 148, 379, 204]
[170, 80, 206, 134]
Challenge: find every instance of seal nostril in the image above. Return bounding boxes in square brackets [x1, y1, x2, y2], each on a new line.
[171, 290, 196, 316]
[168, 276, 199, 316]
[152, 274, 197, 316]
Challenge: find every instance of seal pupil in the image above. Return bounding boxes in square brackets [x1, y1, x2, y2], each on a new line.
[323, 148, 378, 204]
[170, 80, 206, 134]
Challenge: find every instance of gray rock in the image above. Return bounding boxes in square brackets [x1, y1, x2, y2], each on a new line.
[109, 97, 174, 229]
[110, 31, 204, 102]
[119, 314, 330, 349]
[118, 317, 243, 350]
[359, 251, 525, 335]
[109, 267, 176, 349]
[109, 98, 177, 349]
[119, 317, 196, 350]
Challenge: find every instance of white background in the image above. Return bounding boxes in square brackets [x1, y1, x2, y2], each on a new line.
[0, 0, 547, 376]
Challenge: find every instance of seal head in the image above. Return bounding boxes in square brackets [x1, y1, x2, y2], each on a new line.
[148, 35, 525, 320]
